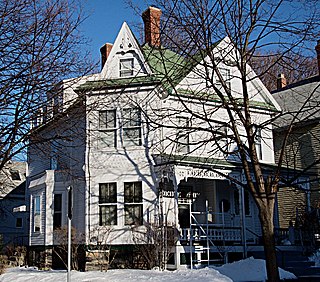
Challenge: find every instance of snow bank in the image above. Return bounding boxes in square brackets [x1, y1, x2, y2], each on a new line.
[0, 258, 296, 282]
[0, 266, 231, 282]
[212, 257, 297, 281]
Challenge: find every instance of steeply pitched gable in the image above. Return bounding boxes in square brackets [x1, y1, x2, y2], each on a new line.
[100, 22, 152, 79]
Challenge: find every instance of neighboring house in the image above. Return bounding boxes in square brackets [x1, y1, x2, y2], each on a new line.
[272, 42, 320, 229]
[27, 7, 286, 270]
[0, 161, 28, 246]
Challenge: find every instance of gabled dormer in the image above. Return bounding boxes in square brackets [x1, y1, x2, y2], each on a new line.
[100, 22, 152, 79]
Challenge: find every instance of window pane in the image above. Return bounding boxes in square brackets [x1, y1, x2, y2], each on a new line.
[53, 194, 62, 229]
[123, 108, 141, 127]
[124, 182, 142, 203]
[123, 128, 141, 146]
[53, 213, 62, 229]
[99, 110, 116, 129]
[34, 196, 40, 214]
[54, 194, 62, 212]
[99, 205, 117, 225]
[99, 183, 117, 203]
[16, 218, 23, 228]
[99, 130, 116, 147]
[125, 204, 142, 225]
[34, 196, 41, 232]
[120, 58, 134, 77]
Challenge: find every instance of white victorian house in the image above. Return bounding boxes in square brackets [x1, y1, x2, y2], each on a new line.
[27, 7, 285, 270]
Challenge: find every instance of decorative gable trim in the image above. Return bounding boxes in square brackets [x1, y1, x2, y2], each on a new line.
[100, 22, 152, 79]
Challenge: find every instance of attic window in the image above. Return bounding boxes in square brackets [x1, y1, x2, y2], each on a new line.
[216, 68, 231, 90]
[10, 170, 21, 181]
[120, 58, 134, 77]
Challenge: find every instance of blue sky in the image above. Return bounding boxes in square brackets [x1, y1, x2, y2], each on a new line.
[81, 0, 147, 64]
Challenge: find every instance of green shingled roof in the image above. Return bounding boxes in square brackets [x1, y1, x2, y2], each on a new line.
[141, 44, 188, 90]
[76, 42, 276, 112]
[77, 75, 161, 91]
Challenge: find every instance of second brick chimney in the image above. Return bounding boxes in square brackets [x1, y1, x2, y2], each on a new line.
[142, 7, 162, 48]
[316, 40, 320, 76]
[277, 73, 287, 90]
[100, 43, 113, 69]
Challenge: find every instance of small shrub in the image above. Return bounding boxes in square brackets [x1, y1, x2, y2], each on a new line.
[0, 255, 8, 274]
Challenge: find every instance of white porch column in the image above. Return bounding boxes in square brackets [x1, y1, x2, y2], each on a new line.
[238, 184, 247, 258]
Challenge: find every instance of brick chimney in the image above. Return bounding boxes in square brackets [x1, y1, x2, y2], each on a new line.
[100, 43, 113, 69]
[316, 40, 320, 76]
[142, 7, 162, 48]
[277, 73, 287, 90]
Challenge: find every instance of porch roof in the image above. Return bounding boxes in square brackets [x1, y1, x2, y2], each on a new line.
[154, 154, 311, 189]
[154, 154, 239, 170]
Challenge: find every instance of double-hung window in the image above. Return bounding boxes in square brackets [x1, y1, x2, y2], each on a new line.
[124, 182, 143, 226]
[53, 194, 62, 230]
[122, 108, 141, 147]
[99, 183, 117, 225]
[120, 58, 134, 77]
[176, 117, 190, 154]
[99, 110, 117, 148]
[33, 196, 41, 232]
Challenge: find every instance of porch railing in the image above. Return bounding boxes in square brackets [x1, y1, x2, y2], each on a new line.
[180, 227, 241, 242]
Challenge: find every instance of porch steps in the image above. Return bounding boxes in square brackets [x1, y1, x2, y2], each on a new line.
[192, 245, 224, 265]
[248, 250, 320, 280]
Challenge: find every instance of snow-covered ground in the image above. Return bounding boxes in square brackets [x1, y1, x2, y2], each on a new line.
[0, 257, 296, 282]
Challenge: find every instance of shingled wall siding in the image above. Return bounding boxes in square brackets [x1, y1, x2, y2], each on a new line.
[274, 122, 320, 224]
[277, 187, 306, 228]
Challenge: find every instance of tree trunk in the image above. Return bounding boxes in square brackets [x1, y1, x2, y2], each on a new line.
[259, 203, 280, 282]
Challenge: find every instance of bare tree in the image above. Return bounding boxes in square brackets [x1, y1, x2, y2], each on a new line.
[0, 0, 94, 172]
[125, 1, 320, 280]
[250, 51, 318, 91]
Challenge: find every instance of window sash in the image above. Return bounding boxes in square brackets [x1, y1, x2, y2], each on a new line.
[99, 110, 116, 130]
[124, 182, 142, 203]
[99, 130, 116, 148]
[34, 196, 40, 215]
[123, 128, 141, 146]
[33, 196, 41, 232]
[122, 108, 141, 127]
[99, 205, 117, 225]
[124, 204, 142, 225]
[53, 194, 62, 229]
[99, 183, 117, 203]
